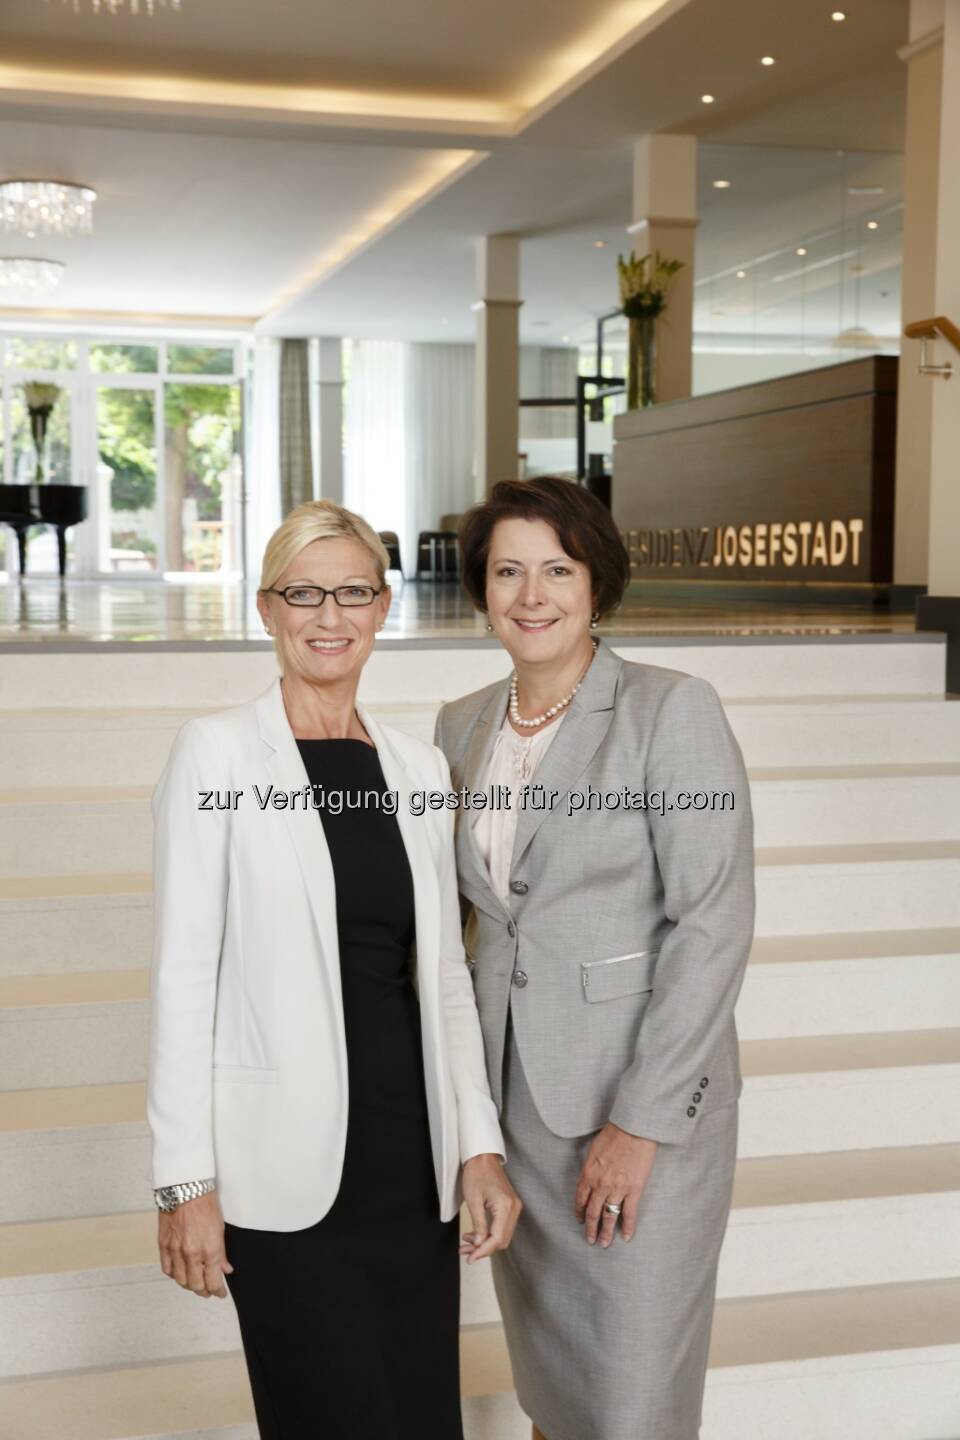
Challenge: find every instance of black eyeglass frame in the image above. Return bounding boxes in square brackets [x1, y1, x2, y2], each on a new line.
[260, 583, 385, 608]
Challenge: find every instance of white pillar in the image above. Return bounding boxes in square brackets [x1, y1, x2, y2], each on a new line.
[315, 338, 344, 505]
[911, 0, 960, 690]
[926, 0, 960, 598]
[894, 3, 944, 585]
[473, 235, 521, 497]
[630, 135, 698, 402]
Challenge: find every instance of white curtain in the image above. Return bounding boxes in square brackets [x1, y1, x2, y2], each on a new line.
[404, 342, 475, 579]
[344, 339, 475, 579]
[344, 339, 408, 568]
[245, 336, 282, 586]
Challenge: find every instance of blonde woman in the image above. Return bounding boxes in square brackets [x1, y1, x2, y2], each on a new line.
[147, 499, 521, 1439]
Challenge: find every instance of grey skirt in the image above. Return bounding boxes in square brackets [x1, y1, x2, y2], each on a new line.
[492, 1018, 738, 1440]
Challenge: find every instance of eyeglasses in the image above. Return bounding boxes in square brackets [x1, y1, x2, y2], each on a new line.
[261, 584, 384, 608]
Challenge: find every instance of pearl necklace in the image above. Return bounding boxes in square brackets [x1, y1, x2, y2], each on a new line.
[508, 638, 599, 729]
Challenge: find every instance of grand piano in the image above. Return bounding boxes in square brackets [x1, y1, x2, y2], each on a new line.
[0, 484, 89, 576]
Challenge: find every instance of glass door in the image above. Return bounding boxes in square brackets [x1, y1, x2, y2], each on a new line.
[95, 381, 161, 574]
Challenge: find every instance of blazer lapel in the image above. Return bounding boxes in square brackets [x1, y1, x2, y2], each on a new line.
[255, 677, 342, 1008]
[457, 680, 512, 921]
[510, 639, 622, 868]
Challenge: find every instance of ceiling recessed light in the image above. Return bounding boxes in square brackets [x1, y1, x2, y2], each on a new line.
[713, 179, 731, 189]
[561, 335, 570, 343]
[736, 269, 747, 279]
[593, 239, 607, 248]
[701, 94, 715, 104]
[796, 247, 808, 256]
[760, 55, 776, 66]
[867, 220, 879, 230]
[831, 10, 846, 20]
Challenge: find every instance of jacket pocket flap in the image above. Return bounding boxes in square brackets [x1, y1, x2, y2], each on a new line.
[212, 1063, 279, 1084]
[581, 949, 659, 1003]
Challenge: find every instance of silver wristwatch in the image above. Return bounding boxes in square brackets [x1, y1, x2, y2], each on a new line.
[153, 1177, 217, 1212]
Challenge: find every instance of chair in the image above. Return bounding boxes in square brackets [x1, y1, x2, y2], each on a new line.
[377, 531, 403, 574]
[416, 530, 459, 581]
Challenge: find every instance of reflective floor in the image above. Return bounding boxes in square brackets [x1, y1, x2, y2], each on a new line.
[0, 573, 924, 645]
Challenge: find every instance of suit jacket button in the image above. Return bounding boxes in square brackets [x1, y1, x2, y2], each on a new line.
[700, 1077, 709, 1087]
[512, 969, 528, 988]
[510, 880, 528, 895]
[693, 1091, 702, 1102]
[507, 921, 516, 937]
[686, 1106, 697, 1117]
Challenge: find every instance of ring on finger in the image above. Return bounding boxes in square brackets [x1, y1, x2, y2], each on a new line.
[603, 1200, 623, 1216]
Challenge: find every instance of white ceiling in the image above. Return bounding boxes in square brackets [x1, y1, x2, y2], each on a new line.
[0, 0, 911, 340]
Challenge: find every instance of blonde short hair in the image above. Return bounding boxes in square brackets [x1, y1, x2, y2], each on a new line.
[259, 499, 390, 592]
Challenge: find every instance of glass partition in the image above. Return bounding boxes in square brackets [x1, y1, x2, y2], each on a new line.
[693, 144, 903, 395]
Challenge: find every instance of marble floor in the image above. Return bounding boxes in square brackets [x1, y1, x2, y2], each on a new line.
[0, 573, 925, 646]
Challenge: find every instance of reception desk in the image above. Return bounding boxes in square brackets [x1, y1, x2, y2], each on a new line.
[612, 357, 897, 583]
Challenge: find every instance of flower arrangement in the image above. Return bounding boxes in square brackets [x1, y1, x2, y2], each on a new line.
[24, 382, 61, 483]
[616, 251, 684, 406]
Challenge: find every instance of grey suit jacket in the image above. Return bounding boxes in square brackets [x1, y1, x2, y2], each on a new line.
[434, 638, 756, 1146]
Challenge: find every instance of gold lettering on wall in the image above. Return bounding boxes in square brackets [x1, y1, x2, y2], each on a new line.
[625, 519, 865, 571]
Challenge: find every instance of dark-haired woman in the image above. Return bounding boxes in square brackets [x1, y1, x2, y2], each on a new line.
[434, 477, 756, 1440]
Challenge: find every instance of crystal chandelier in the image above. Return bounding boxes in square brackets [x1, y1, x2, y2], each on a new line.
[0, 258, 66, 296]
[0, 182, 97, 240]
[57, 0, 181, 12]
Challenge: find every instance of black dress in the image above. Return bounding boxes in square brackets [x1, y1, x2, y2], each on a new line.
[223, 739, 463, 1440]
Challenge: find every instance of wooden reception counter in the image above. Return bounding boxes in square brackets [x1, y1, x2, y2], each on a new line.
[612, 356, 897, 583]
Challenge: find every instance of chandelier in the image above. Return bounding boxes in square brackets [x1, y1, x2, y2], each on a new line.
[0, 258, 66, 296]
[0, 182, 97, 240]
[57, 0, 181, 12]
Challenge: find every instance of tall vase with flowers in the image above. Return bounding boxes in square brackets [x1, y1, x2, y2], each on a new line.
[24, 382, 61, 485]
[616, 252, 684, 409]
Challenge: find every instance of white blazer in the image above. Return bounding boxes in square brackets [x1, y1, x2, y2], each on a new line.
[147, 674, 504, 1232]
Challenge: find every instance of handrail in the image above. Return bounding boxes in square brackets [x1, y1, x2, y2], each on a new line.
[903, 315, 958, 378]
[904, 315, 960, 350]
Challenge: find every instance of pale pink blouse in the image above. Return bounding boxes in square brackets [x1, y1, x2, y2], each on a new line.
[470, 710, 567, 906]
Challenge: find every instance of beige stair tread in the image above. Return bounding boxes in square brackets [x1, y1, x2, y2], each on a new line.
[4, 843, 959, 904]
[0, 787, 152, 806]
[756, 839, 960, 865]
[3, 1281, 959, 1438]
[750, 927, 960, 963]
[4, 924, 957, 1004]
[722, 693, 959, 707]
[0, 1082, 144, 1134]
[0, 1325, 512, 1438]
[742, 1027, 960, 1076]
[711, 1276, 960, 1367]
[750, 762, 960, 779]
[0, 970, 150, 1008]
[3, 919, 959, 1004]
[4, 1030, 957, 1137]
[0, 873, 152, 901]
[5, 1144, 959, 1282]
[732, 1142, 960, 1207]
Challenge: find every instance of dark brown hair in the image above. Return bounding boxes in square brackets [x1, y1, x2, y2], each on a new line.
[459, 476, 630, 617]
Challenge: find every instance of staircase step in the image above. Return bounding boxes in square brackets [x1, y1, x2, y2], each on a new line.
[5, 927, 960, 1088]
[3, 844, 960, 984]
[725, 695, 960, 767]
[1, 1144, 957, 1371]
[1, 1280, 957, 1440]
[0, 876, 151, 978]
[750, 767, 960, 846]
[2, 1026, 958, 1221]
[3, 693, 959, 789]
[754, 840, 960, 932]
